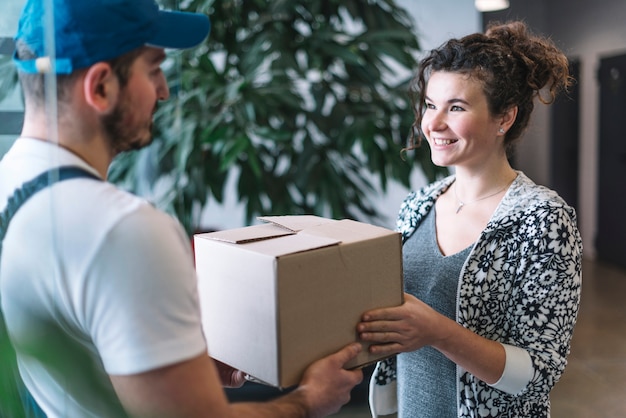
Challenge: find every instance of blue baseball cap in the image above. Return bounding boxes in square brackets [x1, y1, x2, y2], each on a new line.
[13, 0, 211, 74]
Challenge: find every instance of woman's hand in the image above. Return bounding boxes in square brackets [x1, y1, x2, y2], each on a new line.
[358, 292, 506, 384]
[357, 293, 450, 356]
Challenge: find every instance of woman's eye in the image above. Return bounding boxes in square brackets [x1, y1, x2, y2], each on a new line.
[425, 102, 436, 109]
[450, 105, 464, 111]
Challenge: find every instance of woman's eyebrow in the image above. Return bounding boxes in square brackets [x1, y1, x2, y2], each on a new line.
[425, 95, 470, 105]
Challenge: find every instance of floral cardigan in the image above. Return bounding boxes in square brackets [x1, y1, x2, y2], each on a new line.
[369, 172, 583, 418]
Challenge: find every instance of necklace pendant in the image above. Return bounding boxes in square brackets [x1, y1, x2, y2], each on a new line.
[456, 202, 464, 214]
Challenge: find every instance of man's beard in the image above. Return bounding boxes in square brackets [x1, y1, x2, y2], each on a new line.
[102, 97, 157, 156]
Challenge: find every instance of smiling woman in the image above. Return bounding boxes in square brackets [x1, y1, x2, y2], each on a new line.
[360, 21, 582, 418]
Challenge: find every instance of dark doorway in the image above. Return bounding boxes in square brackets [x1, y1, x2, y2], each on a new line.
[550, 59, 580, 210]
[596, 52, 626, 269]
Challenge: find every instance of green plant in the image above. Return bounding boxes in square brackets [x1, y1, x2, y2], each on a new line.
[108, 0, 448, 234]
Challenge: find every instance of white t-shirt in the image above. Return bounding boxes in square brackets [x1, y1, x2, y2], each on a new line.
[0, 138, 207, 417]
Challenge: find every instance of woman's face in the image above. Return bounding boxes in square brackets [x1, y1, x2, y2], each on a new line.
[420, 71, 504, 170]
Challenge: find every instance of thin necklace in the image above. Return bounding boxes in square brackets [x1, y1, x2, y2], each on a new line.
[453, 181, 509, 214]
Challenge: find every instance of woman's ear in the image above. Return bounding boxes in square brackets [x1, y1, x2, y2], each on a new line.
[499, 106, 518, 135]
[83, 62, 119, 113]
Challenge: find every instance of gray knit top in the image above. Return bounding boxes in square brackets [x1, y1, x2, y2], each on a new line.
[397, 208, 471, 418]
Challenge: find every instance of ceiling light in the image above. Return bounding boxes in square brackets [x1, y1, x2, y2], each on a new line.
[475, 0, 510, 12]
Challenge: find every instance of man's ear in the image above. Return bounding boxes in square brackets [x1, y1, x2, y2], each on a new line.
[83, 63, 119, 113]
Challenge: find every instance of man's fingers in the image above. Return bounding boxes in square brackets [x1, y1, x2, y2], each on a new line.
[331, 343, 362, 367]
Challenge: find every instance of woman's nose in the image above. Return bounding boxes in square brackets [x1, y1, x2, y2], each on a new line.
[423, 111, 446, 132]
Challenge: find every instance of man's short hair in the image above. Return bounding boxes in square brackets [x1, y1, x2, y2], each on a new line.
[16, 41, 144, 109]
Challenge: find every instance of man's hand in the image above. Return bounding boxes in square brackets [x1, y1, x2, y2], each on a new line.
[212, 359, 246, 388]
[112, 345, 364, 418]
[294, 343, 364, 418]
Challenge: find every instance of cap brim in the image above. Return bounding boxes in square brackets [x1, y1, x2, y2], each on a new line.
[149, 10, 211, 50]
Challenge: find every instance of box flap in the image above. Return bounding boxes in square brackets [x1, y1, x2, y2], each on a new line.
[258, 215, 336, 232]
[301, 219, 397, 244]
[196, 223, 294, 244]
[243, 233, 340, 257]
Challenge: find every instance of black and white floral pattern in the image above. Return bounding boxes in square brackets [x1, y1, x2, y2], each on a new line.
[370, 172, 583, 418]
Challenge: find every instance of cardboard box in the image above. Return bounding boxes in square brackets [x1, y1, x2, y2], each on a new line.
[193, 215, 403, 388]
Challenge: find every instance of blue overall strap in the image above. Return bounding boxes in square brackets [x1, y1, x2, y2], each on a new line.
[0, 165, 101, 418]
[0, 166, 101, 244]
